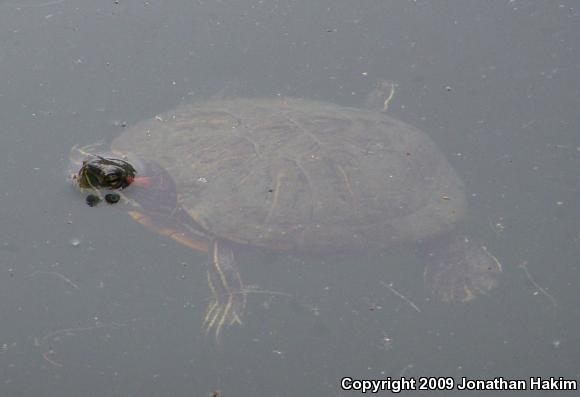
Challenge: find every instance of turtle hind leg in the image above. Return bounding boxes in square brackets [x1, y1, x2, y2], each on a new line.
[423, 235, 502, 302]
[203, 240, 247, 340]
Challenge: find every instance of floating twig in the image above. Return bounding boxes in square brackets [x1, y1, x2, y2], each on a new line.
[204, 285, 292, 302]
[42, 350, 63, 368]
[30, 270, 80, 290]
[37, 322, 125, 345]
[380, 281, 421, 313]
[240, 285, 292, 298]
[517, 261, 557, 307]
[4, 0, 66, 8]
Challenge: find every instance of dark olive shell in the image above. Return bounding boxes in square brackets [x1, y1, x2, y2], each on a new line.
[112, 97, 466, 251]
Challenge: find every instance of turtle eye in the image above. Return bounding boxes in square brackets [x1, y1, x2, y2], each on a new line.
[106, 173, 121, 188]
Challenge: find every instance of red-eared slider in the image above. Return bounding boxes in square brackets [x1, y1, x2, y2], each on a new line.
[71, 85, 501, 338]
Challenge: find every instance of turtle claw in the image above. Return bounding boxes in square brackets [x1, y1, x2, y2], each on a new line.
[203, 275, 246, 340]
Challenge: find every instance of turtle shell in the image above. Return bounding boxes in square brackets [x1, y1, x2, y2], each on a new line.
[112, 97, 466, 252]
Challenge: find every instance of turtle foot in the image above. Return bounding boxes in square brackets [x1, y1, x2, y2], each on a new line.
[204, 241, 247, 339]
[203, 287, 246, 340]
[423, 235, 502, 302]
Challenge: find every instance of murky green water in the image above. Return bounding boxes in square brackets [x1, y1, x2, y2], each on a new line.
[0, 1, 578, 396]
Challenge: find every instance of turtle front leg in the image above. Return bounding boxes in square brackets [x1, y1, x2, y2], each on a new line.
[204, 240, 247, 340]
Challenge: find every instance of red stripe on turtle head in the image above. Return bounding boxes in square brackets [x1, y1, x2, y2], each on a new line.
[131, 176, 153, 187]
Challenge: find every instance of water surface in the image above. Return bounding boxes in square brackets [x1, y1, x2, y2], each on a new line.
[0, 1, 578, 396]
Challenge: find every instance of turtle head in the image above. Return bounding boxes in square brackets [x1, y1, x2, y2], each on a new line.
[76, 155, 136, 190]
[69, 145, 174, 210]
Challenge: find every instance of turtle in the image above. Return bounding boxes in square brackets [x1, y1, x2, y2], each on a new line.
[71, 83, 502, 338]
